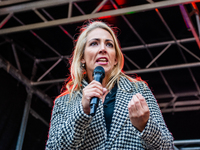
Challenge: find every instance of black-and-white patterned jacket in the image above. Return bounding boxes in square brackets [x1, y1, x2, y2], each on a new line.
[46, 76, 174, 150]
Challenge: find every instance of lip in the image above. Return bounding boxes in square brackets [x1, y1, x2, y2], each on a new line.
[96, 57, 108, 65]
[96, 57, 108, 61]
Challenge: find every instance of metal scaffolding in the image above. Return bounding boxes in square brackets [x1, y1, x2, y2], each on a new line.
[0, 0, 200, 149]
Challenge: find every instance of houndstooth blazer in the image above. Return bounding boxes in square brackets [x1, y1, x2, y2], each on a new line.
[46, 76, 174, 150]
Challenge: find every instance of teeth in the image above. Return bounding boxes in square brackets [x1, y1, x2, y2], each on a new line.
[98, 58, 107, 62]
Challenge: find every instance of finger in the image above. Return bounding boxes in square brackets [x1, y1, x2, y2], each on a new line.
[136, 93, 149, 110]
[84, 89, 103, 100]
[132, 95, 143, 112]
[90, 80, 103, 87]
[128, 98, 137, 115]
[88, 83, 104, 94]
[84, 82, 103, 94]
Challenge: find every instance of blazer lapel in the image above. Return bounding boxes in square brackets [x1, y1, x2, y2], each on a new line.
[106, 76, 136, 149]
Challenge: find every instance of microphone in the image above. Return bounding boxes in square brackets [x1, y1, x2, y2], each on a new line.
[90, 66, 105, 116]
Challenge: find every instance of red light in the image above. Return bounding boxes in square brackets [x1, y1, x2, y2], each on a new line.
[98, 15, 112, 19]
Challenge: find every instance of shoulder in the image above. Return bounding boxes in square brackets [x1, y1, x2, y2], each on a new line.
[119, 74, 150, 93]
[54, 94, 70, 107]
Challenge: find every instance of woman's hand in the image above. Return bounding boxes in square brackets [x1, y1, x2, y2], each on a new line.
[128, 93, 150, 132]
[82, 80, 107, 115]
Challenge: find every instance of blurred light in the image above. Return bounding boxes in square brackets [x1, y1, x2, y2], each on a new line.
[125, 11, 136, 15]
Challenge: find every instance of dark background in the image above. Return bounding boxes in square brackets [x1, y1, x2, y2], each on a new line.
[0, 0, 200, 149]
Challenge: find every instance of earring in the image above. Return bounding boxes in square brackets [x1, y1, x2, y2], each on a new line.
[82, 63, 85, 67]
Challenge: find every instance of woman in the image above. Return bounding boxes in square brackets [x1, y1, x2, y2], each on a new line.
[46, 21, 174, 149]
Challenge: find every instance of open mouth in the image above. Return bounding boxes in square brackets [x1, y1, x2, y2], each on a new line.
[96, 57, 108, 62]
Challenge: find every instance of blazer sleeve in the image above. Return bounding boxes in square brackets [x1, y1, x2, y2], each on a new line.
[45, 94, 92, 150]
[137, 82, 174, 150]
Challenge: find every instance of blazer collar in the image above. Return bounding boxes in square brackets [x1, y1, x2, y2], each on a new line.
[118, 75, 134, 93]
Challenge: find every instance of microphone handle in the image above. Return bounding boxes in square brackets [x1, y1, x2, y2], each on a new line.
[90, 97, 99, 116]
[90, 73, 103, 116]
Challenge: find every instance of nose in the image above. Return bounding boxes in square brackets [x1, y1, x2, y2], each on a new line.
[99, 43, 107, 54]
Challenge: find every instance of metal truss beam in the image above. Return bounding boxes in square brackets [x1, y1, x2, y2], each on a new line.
[174, 139, 200, 150]
[121, 37, 196, 51]
[0, 0, 200, 35]
[161, 106, 200, 113]
[30, 62, 200, 85]
[180, 4, 200, 48]
[0, 0, 86, 15]
[174, 139, 200, 145]
[0, 55, 53, 107]
[125, 62, 200, 74]
[0, 0, 31, 7]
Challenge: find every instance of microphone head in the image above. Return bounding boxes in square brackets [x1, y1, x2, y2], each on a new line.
[92, 66, 105, 78]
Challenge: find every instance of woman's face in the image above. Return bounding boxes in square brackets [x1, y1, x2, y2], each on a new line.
[81, 28, 117, 82]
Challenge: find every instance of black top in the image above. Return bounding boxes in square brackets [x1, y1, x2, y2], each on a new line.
[103, 83, 118, 135]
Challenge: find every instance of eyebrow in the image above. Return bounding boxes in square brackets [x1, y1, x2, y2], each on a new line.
[88, 38, 114, 43]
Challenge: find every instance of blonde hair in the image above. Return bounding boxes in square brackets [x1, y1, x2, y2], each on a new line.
[62, 21, 136, 97]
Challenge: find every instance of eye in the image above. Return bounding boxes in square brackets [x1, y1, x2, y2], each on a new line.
[90, 41, 98, 46]
[106, 42, 114, 48]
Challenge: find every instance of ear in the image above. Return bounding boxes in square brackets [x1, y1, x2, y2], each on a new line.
[114, 57, 118, 65]
[81, 58, 86, 64]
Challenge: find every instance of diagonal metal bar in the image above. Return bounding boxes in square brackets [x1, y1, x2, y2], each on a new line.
[0, 55, 53, 107]
[178, 44, 200, 94]
[149, 0, 200, 97]
[11, 43, 22, 73]
[180, 4, 200, 48]
[110, 0, 147, 48]
[124, 61, 131, 70]
[196, 13, 200, 39]
[191, 2, 200, 39]
[31, 60, 37, 81]
[41, 9, 73, 40]
[161, 96, 177, 111]
[146, 44, 171, 68]
[43, 83, 58, 93]
[92, 0, 108, 14]
[124, 54, 141, 69]
[30, 108, 49, 127]
[74, 2, 85, 15]
[110, 0, 175, 97]
[150, 1, 200, 96]
[159, 70, 175, 97]
[30, 30, 62, 56]
[33, 9, 48, 22]
[13, 15, 62, 56]
[0, 13, 13, 29]
[37, 58, 62, 82]
[178, 43, 200, 61]
[9, 39, 36, 60]
[1, 0, 200, 35]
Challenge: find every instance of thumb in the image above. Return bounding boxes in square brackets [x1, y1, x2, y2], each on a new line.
[103, 88, 107, 95]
